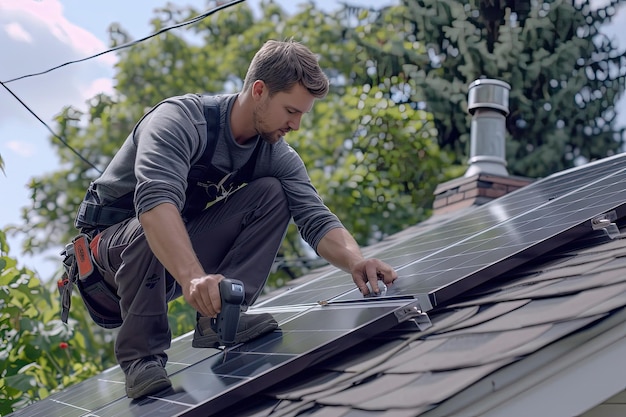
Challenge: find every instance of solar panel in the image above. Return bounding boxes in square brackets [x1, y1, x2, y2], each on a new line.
[9, 153, 626, 417]
[259, 153, 626, 309]
[7, 300, 423, 417]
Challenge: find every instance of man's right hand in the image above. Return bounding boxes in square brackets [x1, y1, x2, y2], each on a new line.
[183, 274, 224, 317]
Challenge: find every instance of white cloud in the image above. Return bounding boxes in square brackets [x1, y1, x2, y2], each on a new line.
[3, 22, 32, 43]
[5, 140, 36, 157]
[0, 0, 115, 65]
[83, 77, 115, 100]
[0, 0, 117, 128]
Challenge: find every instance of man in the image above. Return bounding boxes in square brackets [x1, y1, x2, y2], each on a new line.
[70, 39, 398, 399]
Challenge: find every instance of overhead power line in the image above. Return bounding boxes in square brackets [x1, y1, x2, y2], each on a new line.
[1, 0, 246, 173]
[3, 0, 246, 84]
[0, 80, 102, 173]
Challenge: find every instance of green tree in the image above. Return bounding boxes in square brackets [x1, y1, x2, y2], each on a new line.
[353, 0, 626, 178]
[15, 1, 451, 284]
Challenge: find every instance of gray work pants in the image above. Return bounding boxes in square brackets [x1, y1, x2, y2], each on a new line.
[95, 177, 290, 370]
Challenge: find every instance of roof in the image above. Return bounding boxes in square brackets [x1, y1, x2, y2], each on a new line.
[9, 154, 626, 417]
[234, 220, 626, 416]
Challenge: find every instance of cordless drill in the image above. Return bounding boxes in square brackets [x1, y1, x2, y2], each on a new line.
[214, 278, 245, 346]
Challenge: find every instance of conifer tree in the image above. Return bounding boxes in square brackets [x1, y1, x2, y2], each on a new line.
[357, 0, 626, 177]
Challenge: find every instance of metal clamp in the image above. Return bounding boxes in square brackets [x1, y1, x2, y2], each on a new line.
[592, 210, 620, 239]
[394, 300, 432, 331]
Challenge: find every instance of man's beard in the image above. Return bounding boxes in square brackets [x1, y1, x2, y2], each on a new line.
[253, 101, 282, 144]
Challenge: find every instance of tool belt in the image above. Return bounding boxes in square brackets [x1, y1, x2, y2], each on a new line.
[59, 233, 123, 329]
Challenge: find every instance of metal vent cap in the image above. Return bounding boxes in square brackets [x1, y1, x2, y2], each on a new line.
[468, 79, 511, 116]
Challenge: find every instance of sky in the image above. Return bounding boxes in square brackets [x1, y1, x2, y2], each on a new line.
[0, 0, 625, 281]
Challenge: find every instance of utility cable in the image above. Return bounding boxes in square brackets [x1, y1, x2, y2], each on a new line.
[1, 0, 246, 173]
[2, 0, 246, 84]
[0, 80, 102, 173]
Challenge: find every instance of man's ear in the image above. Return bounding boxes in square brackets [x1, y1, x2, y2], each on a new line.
[251, 80, 267, 100]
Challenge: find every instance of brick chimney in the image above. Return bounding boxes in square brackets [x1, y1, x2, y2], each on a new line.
[433, 79, 533, 215]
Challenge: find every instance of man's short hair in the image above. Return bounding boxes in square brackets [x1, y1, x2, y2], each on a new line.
[242, 39, 329, 98]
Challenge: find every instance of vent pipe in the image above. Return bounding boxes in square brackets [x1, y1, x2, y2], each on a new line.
[464, 79, 511, 177]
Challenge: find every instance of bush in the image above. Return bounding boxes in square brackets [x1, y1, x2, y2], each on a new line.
[0, 229, 116, 414]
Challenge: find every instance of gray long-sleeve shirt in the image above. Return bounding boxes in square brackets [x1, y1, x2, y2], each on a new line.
[90, 93, 343, 252]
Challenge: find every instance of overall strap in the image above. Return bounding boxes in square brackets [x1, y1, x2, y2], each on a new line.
[200, 94, 262, 182]
[200, 95, 220, 158]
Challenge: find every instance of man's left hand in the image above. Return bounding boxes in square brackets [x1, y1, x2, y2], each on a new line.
[350, 258, 397, 297]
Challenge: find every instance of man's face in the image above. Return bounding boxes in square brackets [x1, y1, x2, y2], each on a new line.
[252, 82, 315, 144]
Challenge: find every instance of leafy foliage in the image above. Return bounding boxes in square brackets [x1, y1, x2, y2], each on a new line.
[294, 83, 455, 244]
[0, 229, 116, 413]
[354, 0, 626, 177]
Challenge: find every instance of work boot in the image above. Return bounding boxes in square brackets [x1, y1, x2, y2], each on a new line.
[124, 355, 171, 399]
[192, 312, 278, 348]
